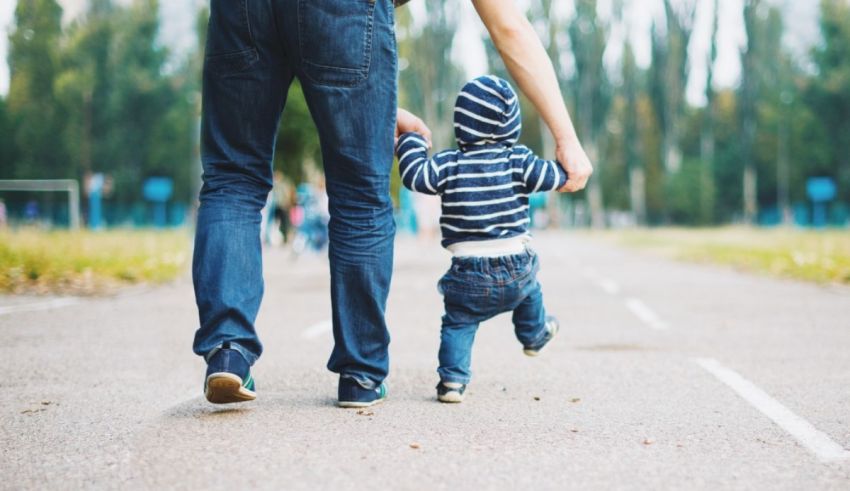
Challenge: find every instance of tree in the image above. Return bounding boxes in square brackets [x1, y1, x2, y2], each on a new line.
[739, 0, 762, 223]
[6, 0, 67, 179]
[398, 1, 462, 150]
[808, 0, 850, 204]
[568, 0, 611, 228]
[699, 0, 719, 224]
[621, 40, 647, 224]
[650, 0, 697, 175]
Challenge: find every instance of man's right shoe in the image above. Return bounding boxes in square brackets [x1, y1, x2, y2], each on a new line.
[204, 345, 256, 404]
[338, 377, 387, 408]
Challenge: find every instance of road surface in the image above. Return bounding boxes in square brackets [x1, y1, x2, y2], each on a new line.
[2, 232, 849, 489]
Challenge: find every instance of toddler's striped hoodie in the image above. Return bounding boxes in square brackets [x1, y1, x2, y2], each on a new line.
[396, 75, 568, 249]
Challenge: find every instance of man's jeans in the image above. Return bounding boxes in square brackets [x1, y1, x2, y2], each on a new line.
[437, 249, 550, 385]
[193, 0, 397, 389]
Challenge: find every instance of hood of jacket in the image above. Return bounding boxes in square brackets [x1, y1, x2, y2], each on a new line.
[453, 75, 522, 150]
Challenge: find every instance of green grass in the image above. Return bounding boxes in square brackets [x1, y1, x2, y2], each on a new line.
[0, 229, 191, 295]
[591, 227, 850, 286]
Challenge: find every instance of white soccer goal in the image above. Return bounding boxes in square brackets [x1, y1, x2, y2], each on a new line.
[0, 179, 81, 229]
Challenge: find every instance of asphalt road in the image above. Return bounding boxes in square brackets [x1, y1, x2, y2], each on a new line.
[2, 231, 849, 489]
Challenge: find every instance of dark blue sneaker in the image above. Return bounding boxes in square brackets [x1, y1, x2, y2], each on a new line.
[436, 381, 466, 403]
[337, 377, 387, 408]
[523, 316, 560, 357]
[204, 345, 256, 404]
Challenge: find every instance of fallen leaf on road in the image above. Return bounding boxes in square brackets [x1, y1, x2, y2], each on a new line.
[409, 443, 421, 449]
[643, 438, 655, 445]
[356, 410, 374, 417]
[41, 401, 52, 406]
[570, 428, 579, 433]
[570, 398, 581, 403]
[533, 396, 540, 401]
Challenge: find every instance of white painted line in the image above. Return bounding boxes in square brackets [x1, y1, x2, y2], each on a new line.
[581, 267, 621, 295]
[624, 297, 669, 330]
[596, 278, 621, 295]
[0, 298, 80, 316]
[301, 319, 333, 340]
[695, 357, 850, 463]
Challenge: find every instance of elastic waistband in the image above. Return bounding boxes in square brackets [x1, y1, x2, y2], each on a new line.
[447, 236, 529, 258]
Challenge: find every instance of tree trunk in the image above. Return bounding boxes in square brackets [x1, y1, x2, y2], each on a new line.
[629, 166, 646, 225]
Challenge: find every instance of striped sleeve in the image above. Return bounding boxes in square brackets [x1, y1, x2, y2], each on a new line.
[396, 132, 449, 195]
[519, 150, 568, 194]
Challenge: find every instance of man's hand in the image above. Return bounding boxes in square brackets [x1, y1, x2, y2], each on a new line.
[556, 138, 593, 193]
[396, 108, 432, 148]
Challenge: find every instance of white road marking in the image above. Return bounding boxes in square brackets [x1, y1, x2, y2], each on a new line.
[624, 297, 669, 330]
[301, 319, 333, 340]
[695, 357, 850, 463]
[0, 298, 80, 316]
[597, 278, 621, 295]
[581, 267, 621, 295]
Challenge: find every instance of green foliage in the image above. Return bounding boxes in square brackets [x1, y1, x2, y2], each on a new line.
[2, 0, 849, 228]
[275, 81, 321, 185]
[6, 0, 67, 180]
[4, 0, 198, 208]
[807, 0, 850, 201]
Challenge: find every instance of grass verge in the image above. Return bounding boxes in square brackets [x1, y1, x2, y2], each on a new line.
[591, 227, 850, 286]
[0, 229, 191, 295]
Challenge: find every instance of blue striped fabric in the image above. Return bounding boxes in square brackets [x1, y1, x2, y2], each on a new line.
[396, 76, 568, 248]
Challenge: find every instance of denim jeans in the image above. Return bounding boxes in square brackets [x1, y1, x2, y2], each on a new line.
[437, 249, 550, 384]
[193, 0, 397, 389]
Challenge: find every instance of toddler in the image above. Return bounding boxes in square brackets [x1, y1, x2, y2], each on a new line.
[395, 75, 567, 403]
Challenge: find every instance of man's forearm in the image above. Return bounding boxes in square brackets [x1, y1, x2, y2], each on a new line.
[472, 0, 579, 147]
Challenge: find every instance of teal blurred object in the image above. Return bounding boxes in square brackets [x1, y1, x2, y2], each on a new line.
[395, 187, 417, 235]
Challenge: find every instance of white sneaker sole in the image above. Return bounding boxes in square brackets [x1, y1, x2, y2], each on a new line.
[205, 372, 256, 404]
[338, 397, 385, 409]
[438, 392, 465, 403]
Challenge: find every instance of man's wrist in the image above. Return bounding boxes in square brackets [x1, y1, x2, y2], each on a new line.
[554, 133, 580, 149]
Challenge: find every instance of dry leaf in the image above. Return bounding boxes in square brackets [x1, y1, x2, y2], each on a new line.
[409, 443, 421, 449]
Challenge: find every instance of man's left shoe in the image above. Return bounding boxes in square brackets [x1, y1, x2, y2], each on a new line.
[204, 345, 256, 404]
[523, 316, 560, 357]
[338, 377, 387, 408]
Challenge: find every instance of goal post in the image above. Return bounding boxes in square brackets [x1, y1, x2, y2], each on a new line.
[0, 179, 81, 229]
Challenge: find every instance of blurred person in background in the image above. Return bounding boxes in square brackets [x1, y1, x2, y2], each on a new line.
[193, 0, 592, 408]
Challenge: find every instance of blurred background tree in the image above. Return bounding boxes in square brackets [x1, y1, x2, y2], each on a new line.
[0, 0, 848, 228]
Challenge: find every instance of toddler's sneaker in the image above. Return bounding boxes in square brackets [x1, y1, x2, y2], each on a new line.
[204, 344, 256, 404]
[436, 381, 466, 403]
[523, 316, 560, 357]
[338, 377, 387, 408]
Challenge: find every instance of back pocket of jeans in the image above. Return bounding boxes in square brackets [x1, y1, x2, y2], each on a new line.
[297, 0, 376, 87]
[204, 0, 258, 76]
